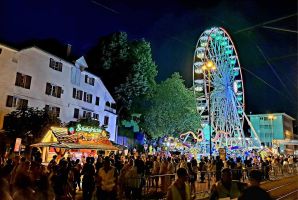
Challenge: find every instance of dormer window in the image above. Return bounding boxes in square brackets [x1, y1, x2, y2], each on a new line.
[85, 75, 95, 86]
[49, 58, 63, 72]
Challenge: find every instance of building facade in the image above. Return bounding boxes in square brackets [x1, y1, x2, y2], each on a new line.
[249, 113, 295, 155]
[0, 44, 118, 141]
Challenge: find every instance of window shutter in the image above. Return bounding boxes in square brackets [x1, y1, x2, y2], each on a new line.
[79, 90, 83, 100]
[58, 62, 63, 71]
[96, 97, 100, 105]
[56, 107, 60, 117]
[15, 73, 21, 86]
[45, 83, 52, 95]
[20, 99, 28, 109]
[83, 92, 87, 102]
[73, 88, 76, 98]
[57, 87, 62, 98]
[74, 108, 79, 118]
[45, 105, 49, 112]
[6, 96, 13, 107]
[25, 75, 32, 89]
[49, 58, 54, 68]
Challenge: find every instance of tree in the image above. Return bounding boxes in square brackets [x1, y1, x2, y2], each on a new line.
[87, 32, 157, 116]
[138, 73, 201, 138]
[4, 107, 61, 144]
[114, 39, 158, 110]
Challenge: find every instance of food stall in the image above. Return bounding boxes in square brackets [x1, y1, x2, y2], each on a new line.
[31, 124, 118, 162]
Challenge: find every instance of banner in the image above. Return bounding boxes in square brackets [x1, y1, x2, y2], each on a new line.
[14, 138, 22, 152]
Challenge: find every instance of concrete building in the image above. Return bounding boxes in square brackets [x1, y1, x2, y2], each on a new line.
[0, 43, 118, 141]
[248, 113, 295, 155]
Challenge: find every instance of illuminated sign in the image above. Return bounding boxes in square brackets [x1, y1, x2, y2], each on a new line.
[75, 124, 102, 133]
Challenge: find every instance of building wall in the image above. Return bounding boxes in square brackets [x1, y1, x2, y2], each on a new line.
[0, 44, 118, 141]
[249, 113, 295, 154]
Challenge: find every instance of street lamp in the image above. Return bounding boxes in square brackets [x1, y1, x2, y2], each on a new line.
[268, 114, 276, 147]
[202, 60, 217, 158]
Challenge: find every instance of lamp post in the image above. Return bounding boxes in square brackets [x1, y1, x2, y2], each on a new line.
[268, 114, 276, 147]
[202, 60, 217, 158]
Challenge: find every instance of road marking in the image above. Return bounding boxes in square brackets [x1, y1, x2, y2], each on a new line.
[267, 182, 295, 192]
[276, 189, 298, 200]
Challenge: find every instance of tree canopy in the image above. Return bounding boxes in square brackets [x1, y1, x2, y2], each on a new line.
[4, 107, 61, 144]
[138, 73, 201, 138]
[87, 32, 157, 115]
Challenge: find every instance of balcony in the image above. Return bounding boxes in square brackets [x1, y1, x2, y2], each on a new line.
[104, 106, 116, 114]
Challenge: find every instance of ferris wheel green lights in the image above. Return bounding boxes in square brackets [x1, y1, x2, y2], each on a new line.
[193, 27, 247, 148]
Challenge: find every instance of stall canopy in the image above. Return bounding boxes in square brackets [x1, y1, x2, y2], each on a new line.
[31, 125, 119, 151]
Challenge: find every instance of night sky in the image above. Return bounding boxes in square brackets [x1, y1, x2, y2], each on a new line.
[0, 0, 297, 124]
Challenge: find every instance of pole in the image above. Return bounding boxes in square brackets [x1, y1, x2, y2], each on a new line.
[208, 70, 212, 158]
[270, 119, 274, 147]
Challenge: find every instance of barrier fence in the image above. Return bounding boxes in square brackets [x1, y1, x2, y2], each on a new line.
[120, 163, 298, 200]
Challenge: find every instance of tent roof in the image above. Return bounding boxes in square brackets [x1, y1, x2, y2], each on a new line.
[31, 142, 119, 150]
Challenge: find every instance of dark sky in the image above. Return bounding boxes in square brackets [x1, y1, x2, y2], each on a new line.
[0, 0, 297, 123]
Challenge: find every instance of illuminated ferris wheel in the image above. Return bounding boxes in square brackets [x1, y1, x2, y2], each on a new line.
[193, 27, 261, 149]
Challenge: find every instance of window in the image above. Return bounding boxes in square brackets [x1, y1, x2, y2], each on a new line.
[45, 83, 62, 98]
[93, 113, 99, 120]
[83, 92, 92, 103]
[0, 48, 2, 54]
[83, 111, 92, 118]
[15, 72, 32, 89]
[95, 97, 100, 106]
[73, 108, 79, 119]
[49, 58, 63, 72]
[86, 94, 92, 103]
[85, 75, 95, 86]
[105, 101, 111, 107]
[72, 88, 83, 100]
[104, 116, 109, 125]
[6, 95, 28, 109]
[45, 105, 60, 117]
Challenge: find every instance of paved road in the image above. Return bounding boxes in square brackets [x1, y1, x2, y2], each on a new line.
[75, 174, 298, 200]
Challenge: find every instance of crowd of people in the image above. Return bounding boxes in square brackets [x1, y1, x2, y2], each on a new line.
[0, 150, 297, 200]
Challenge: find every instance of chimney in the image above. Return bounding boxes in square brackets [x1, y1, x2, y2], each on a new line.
[66, 44, 72, 57]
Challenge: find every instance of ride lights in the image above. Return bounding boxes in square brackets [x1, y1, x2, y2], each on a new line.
[233, 67, 240, 76]
[233, 80, 242, 93]
[229, 56, 237, 65]
[202, 60, 216, 71]
[220, 39, 228, 46]
[194, 86, 203, 92]
[225, 45, 233, 55]
[200, 36, 208, 47]
[196, 47, 205, 59]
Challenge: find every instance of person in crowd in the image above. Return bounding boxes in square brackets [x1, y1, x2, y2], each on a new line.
[166, 167, 191, 200]
[96, 156, 118, 200]
[47, 155, 57, 172]
[160, 157, 169, 191]
[35, 174, 55, 200]
[81, 157, 95, 200]
[119, 158, 134, 199]
[199, 158, 206, 183]
[0, 177, 13, 200]
[123, 159, 143, 199]
[13, 172, 35, 200]
[73, 159, 82, 191]
[215, 156, 223, 182]
[238, 169, 272, 200]
[209, 168, 247, 200]
[152, 156, 161, 187]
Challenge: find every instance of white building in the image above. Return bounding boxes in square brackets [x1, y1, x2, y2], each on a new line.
[0, 43, 118, 141]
